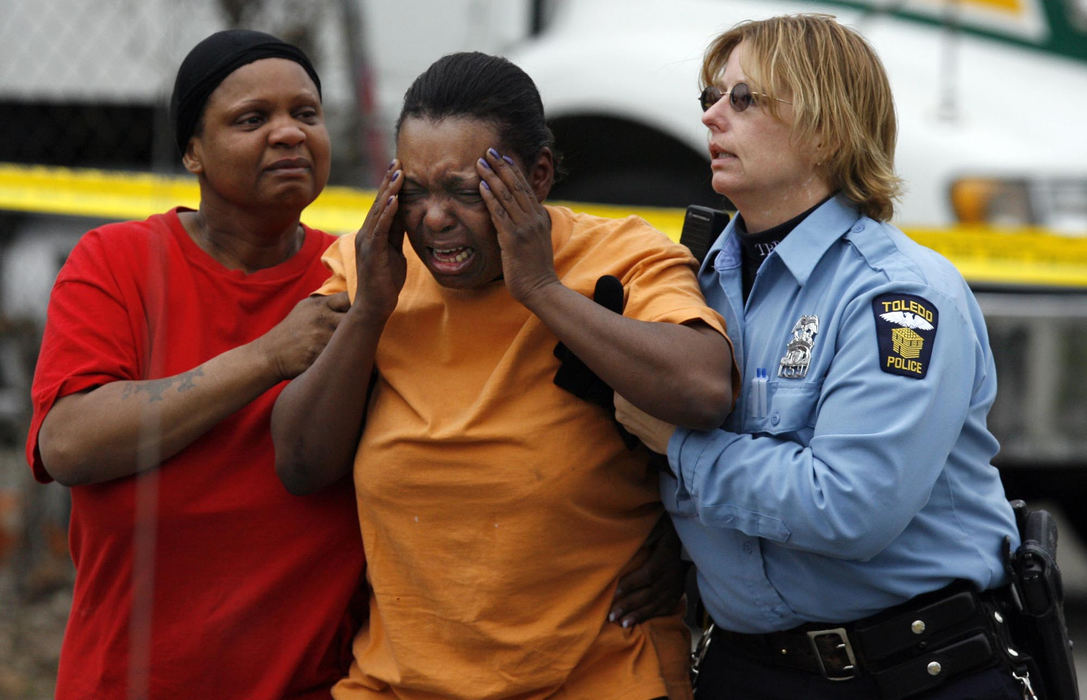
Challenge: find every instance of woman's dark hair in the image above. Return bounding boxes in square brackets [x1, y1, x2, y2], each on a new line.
[396, 52, 555, 166]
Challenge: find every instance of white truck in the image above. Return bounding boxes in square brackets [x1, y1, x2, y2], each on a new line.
[487, 0, 1087, 534]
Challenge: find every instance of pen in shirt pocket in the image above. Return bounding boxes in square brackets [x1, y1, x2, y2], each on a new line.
[752, 368, 768, 418]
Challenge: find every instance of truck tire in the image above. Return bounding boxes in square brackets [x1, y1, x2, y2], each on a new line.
[548, 115, 725, 210]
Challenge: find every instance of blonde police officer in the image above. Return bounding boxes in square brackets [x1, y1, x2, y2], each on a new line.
[616, 14, 1026, 700]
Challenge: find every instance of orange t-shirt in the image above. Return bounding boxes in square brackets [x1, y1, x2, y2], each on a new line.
[319, 206, 727, 700]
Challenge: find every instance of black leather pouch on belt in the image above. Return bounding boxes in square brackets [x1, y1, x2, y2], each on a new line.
[851, 585, 1001, 700]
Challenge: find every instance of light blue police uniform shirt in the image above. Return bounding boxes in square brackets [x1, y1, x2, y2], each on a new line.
[665, 194, 1019, 634]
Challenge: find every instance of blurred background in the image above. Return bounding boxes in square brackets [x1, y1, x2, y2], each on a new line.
[1, 0, 1085, 696]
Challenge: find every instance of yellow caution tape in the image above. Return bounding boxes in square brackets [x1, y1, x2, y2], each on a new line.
[0, 162, 370, 233]
[907, 227, 1087, 289]
[2, 162, 1086, 288]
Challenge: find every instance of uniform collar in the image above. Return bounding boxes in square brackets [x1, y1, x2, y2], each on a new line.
[761, 194, 862, 286]
[706, 216, 741, 271]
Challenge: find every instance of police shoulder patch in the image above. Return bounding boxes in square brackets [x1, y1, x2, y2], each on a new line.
[872, 293, 938, 379]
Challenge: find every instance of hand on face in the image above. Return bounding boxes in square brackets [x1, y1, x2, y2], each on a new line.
[353, 160, 407, 321]
[476, 147, 557, 304]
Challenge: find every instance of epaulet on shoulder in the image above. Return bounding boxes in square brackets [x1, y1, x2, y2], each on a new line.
[844, 217, 909, 265]
[849, 218, 960, 290]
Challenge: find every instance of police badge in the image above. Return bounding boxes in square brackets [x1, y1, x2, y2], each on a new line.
[778, 315, 819, 379]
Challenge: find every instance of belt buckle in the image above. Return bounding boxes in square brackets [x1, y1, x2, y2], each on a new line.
[805, 627, 858, 681]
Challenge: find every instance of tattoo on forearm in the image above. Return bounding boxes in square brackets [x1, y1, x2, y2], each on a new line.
[177, 371, 199, 392]
[121, 367, 205, 402]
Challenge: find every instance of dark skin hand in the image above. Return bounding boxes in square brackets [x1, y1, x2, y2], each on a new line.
[353, 166, 406, 321]
[476, 147, 733, 430]
[40, 290, 349, 486]
[272, 163, 405, 496]
[610, 513, 688, 627]
[474, 150, 698, 625]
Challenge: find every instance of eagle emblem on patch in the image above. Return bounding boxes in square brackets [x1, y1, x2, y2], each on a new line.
[873, 294, 938, 379]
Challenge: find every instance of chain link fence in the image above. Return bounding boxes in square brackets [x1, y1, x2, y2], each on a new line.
[0, 0, 389, 179]
[0, 1, 390, 694]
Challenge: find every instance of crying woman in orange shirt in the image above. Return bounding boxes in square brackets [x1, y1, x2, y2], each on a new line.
[272, 52, 736, 700]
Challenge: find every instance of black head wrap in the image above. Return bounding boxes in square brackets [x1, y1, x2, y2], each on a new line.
[170, 29, 322, 155]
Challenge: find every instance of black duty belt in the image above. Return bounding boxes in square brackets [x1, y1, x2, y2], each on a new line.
[710, 582, 1018, 699]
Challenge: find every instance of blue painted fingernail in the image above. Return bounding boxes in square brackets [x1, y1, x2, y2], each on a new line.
[391, 170, 400, 181]
[488, 148, 500, 159]
[478, 157, 492, 170]
[481, 180, 490, 191]
[502, 155, 514, 166]
[387, 160, 395, 170]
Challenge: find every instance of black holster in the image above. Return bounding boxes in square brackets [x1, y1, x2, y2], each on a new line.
[1001, 499, 1080, 700]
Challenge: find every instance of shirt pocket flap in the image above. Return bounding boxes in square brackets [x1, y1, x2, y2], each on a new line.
[750, 381, 821, 435]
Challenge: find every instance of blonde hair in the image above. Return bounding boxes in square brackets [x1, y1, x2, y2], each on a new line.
[701, 14, 902, 221]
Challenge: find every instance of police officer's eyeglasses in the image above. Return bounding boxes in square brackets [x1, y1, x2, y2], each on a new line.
[699, 83, 791, 113]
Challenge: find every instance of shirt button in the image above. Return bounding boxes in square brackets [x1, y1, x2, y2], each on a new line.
[851, 223, 865, 233]
[770, 414, 780, 426]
